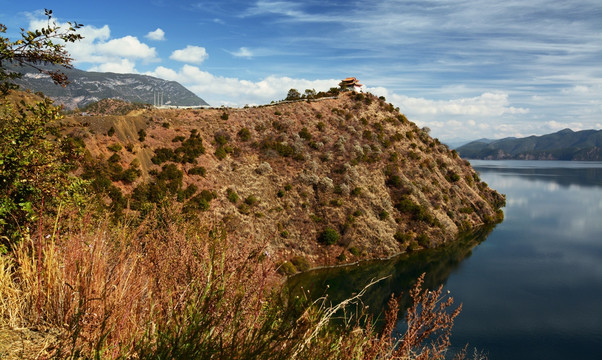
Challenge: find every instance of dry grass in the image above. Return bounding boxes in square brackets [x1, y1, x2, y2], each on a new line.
[0, 204, 475, 359]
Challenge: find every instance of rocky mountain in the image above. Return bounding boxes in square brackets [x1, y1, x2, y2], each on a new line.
[456, 129, 602, 160]
[61, 91, 505, 271]
[7, 64, 208, 109]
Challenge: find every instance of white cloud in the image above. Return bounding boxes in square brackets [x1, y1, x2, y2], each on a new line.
[146, 65, 337, 106]
[366, 87, 529, 117]
[26, 12, 157, 72]
[96, 36, 158, 60]
[170, 46, 209, 64]
[231, 47, 254, 58]
[145, 28, 165, 41]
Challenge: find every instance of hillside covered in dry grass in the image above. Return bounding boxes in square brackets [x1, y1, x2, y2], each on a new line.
[63, 91, 504, 271]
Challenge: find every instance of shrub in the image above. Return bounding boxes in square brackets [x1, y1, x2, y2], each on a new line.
[348, 246, 360, 256]
[107, 126, 115, 136]
[378, 210, 389, 220]
[386, 174, 403, 188]
[220, 112, 229, 120]
[277, 261, 297, 275]
[138, 129, 147, 142]
[290, 256, 310, 272]
[152, 147, 176, 164]
[226, 188, 239, 203]
[416, 233, 430, 247]
[318, 227, 340, 245]
[176, 131, 205, 163]
[214, 146, 228, 160]
[162, 122, 170, 128]
[237, 127, 251, 141]
[298, 127, 312, 141]
[244, 195, 258, 206]
[447, 171, 461, 182]
[107, 143, 122, 152]
[108, 153, 121, 163]
[188, 166, 206, 176]
[394, 231, 411, 243]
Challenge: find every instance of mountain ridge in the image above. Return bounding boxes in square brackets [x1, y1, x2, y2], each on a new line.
[456, 128, 602, 160]
[7, 64, 209, 109]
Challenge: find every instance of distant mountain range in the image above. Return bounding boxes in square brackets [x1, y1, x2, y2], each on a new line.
[7, 64, 209, 109]
[456, 129, 602, 161]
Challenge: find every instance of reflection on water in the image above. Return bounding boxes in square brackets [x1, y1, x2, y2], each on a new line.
[470, 160, 602, 188]
[287, 226, 495, 319]
[287, 160, 602, 360]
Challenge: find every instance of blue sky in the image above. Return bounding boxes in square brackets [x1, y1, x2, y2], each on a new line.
[1, 0, 601, 142]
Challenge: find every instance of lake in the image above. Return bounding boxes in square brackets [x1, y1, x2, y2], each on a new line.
[288, 160, 602, 359]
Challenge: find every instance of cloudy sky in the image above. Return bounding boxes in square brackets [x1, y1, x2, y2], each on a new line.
[2, 0, 601, 143]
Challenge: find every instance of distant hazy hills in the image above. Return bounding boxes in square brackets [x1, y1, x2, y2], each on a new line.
[8, 64, 209, 109]
[456, 129, 602, 161]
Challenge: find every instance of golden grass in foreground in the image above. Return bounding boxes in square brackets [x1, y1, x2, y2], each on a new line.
[0, 205, 475, 359]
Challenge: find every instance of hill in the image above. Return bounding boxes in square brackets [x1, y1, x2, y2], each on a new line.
[456, 129, 602, 160]
[7, 63, 208, 109]
[62, 91, 505, 271]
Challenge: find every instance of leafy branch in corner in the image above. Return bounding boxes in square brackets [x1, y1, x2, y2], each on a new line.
[0, 8, 83, 94]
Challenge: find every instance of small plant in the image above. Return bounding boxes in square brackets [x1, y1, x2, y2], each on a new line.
[348, 246, 360, 256]
[220, 112, 229, 120]
[107, 126, 115, 136]
[162, 122, 170, 128]
[226, 188, 239, 203]
[277, 261, 297, 275]
[447, 171, 461, 182]
[416, 233, 430, 247]
[188, 166, 206, 176]
[107, 143, 122, 152]
[394, 231, 411, 243]
[138, 129, 147, 142]
[298, 127, 312, 141]
[244, 194, 258, 206]
[329, 199, 343, 207]
[290, 256, 310, 272]
[237, 127, 251, 141]
[378, 210, 389, 220]
[277, 189, 285, 198]
[318, 227, 340, 245]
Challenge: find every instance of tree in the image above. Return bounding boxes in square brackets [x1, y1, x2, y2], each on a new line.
[0, 9, 83, 94]
[286, 88, 300, 101]
[0, 11, 83, 250]
[304, 88, 316, 99]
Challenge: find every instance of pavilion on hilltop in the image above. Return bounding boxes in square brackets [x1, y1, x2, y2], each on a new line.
[339, 77, 363, 92]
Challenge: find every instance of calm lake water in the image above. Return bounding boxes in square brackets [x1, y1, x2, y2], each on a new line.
[288, 160, 602, 359]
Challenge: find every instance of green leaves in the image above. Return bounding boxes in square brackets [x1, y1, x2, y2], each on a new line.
[0, 98, 81, 244]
